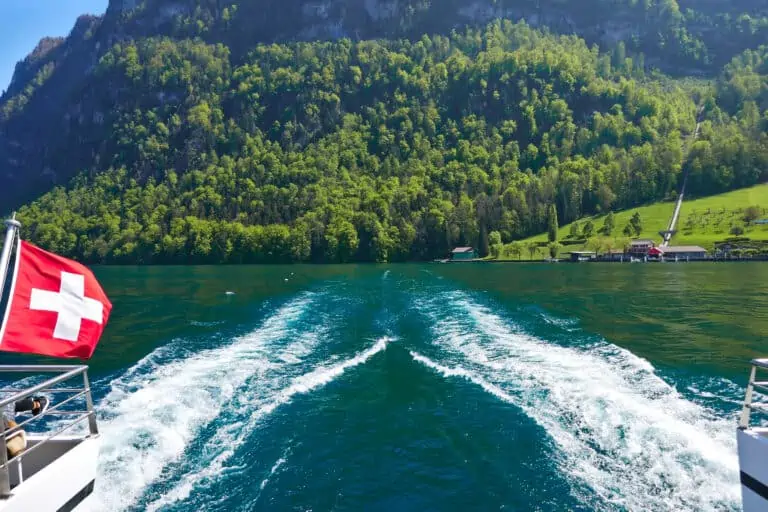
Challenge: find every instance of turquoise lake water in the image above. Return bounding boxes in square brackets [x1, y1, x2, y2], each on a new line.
[21, 263, 768, 511]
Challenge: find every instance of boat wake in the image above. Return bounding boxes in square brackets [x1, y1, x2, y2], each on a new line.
[413, 291, 741, 512]
[88, 293, 322, 511]
[144, 336, 392, 511]
[85, 279, 742, 512]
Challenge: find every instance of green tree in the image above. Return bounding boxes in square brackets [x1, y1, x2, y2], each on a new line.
[744, 205, 762, 224]
[569, 222, 580, 239]
[325, 217, 359, 263]
[526, 241, 539, 260]
[582, 220, 595, 238]
[509, 241, 523, 260]
[602, 212, 615, 236]
[547, 204, 559, 243]
[629, 212, 643, 236]
[489, 231, 503, 259]
[618, 237, 632, 254]
[548, 242, 561, 259]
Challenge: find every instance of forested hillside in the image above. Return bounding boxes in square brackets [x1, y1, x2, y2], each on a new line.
[3, 0, 768, 209]
[1, 1, 767, 263]
[686, 45, 768, 196]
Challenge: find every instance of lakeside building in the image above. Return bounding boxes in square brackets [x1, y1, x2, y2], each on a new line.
[628, 239, 655, 257]
[568, 251, 596, 262]
[451, 247, 477, 261]
[604, 250, 628, 261]
[648, 245, 707, 260]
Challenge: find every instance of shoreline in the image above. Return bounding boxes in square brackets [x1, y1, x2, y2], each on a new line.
[77, 257, 768, 266]
[441, 257, 768, 264]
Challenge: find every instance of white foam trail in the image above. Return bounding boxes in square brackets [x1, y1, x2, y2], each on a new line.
[411, 351, 518, 404]
[261, 457, 287, 490]
[260, 448, 290, 490]
[145, 337, 393, 511]
[539, 312, 579, 330]
[88, 294, 318, 512]
[417, 293, 740, 511]
[189, 320, 225, 327]
[260, 336, 390, 404]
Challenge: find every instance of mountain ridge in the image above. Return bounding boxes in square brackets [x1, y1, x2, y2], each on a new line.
[1, 1, 767, 263]
[2, 0, 767, 210]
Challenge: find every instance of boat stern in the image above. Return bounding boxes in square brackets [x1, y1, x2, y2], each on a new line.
[0, 435, 100, 512]
[0, 365, 101, 512]
[738, 358, 768, 512]
[738, 427, 768, 511]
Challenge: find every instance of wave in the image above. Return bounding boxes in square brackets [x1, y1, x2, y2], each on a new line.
[189, 320, 225, 327]
[144, 336, 393, 511]
[415, 292, 740, 511]
[410, 351, 518, 404]
[260, 448, 290, 491]
[539, 312, 579, 330]
[88, 294, 319, 511]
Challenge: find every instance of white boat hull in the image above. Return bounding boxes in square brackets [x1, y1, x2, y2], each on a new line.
[0, 435, 99, 512]
[738, 428, 768, 512]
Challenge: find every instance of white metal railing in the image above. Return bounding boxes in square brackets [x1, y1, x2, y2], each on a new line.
[0, 365, 98, 496]
[739, 358, 768, 430]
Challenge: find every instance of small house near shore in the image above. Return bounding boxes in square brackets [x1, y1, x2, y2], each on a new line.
[648, 245, 707, 260]
[628, 239, 655, 256]
[451, 247, 477, 260]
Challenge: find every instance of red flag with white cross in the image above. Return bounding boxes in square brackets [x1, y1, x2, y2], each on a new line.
[0, 241, 112, 359]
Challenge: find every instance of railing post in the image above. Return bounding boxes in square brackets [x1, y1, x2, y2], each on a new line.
[0, 423, 10, 496]
[740, 365, 757, 429]
[0, 214, 21, 301]
[82, 370, 98, 435]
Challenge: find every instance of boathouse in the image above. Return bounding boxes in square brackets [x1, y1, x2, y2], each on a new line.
[604, 250, 627, 261]
[568, 251, 596, 262]
[451, 247, 477, 260]
[649, 246, 707, 260]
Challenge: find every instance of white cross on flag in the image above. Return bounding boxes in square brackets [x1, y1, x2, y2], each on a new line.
[0, 241, 112, 359]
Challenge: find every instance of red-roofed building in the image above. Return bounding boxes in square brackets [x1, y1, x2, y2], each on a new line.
[629, 239, 655, 256]
[649, 246, 707, 260]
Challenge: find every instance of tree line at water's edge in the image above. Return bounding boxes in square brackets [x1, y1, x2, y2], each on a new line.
[5, 20, 768, 264]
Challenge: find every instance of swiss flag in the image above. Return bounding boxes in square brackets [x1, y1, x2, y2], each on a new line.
[0, 241, 112, 359]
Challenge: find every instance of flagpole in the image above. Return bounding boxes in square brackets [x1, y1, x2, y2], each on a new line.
[0, 213, 21, 300]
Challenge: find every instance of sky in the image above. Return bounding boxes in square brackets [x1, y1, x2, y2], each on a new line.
[0, 0, 108, 94]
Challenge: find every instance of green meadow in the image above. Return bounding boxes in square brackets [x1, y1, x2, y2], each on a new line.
[501, 184, 768, 259]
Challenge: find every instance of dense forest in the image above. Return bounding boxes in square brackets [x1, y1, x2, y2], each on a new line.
[102, 0, 768, 74]
[1, 1, 767, 263]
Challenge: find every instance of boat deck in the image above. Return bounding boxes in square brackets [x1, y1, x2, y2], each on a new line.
[0, 365, 99, 511]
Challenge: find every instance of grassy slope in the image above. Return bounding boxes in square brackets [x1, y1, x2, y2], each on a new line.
[504, 183, 768, 259]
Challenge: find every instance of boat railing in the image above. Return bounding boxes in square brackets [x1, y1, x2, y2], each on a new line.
[0, 365, 98, 496]
[739, 358, 768, 430]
